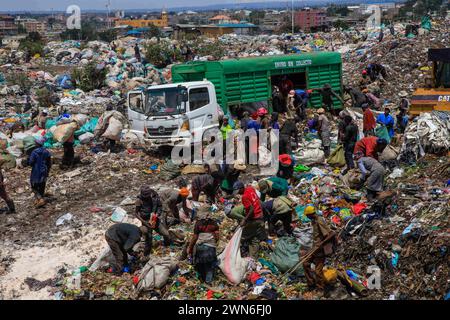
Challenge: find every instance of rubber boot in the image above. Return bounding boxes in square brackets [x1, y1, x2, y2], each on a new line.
[6, 200, 15, 214]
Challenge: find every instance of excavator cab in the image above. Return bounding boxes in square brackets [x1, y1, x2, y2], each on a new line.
[411, 48, 450, 115]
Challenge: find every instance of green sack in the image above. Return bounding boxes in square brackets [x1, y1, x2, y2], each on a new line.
[74, 117, 99, 137]
[45, 119, 57, 129]
[270, 237, 303, 275]
[375, 126, 391, 144]
[229, 205, 245, 221]
[23, 136, 37, 152]
[327, 144, 346, 167]
[273, 196, 294, 215]
[0, 153, 16, 169]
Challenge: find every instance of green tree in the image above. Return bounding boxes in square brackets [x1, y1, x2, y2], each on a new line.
[71, 61, 107, 92]
[248, 10, 266, 25]
[98, 29, 117, 43]
[144, 43, 174, 68]
[144, 24, 162, 39]
[333, 19, 350, 30]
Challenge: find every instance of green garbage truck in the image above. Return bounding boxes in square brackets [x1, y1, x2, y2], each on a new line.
[127, 52, 342, 146]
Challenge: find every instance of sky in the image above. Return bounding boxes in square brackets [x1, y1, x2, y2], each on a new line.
[0, 0, 303, 11]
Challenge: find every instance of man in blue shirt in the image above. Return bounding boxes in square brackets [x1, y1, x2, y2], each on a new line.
[376, 107, 395, 138]
[294, 89, 312, 120]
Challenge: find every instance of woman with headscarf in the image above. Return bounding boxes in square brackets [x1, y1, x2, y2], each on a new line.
[187, 206, 219, 284]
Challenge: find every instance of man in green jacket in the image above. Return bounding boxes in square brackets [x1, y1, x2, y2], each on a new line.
[257, 176, 289, 201]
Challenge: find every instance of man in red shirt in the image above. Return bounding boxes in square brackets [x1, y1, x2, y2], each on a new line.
[362, 103, 376, 136]
[233, 181, 267, 258]
[353, 136, 387, 160]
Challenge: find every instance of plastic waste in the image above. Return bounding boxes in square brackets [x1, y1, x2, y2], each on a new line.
[111, 207, 127, 223]
[56, 213, 73, 226]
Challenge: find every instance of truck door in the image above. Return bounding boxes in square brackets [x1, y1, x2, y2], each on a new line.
[187, 87, 218, 140]
[127, 90, 145, 132]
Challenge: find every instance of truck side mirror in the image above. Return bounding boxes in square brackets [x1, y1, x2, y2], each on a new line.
[181, 90, 188, 102]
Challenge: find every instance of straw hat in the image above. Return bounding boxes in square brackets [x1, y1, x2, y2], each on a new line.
[317, 108, 325, 114]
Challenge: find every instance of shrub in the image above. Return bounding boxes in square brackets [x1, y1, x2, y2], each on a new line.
[71, 61, 107, 92]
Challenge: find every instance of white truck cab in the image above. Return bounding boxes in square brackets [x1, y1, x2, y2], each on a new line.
[127, 81, 223, 146]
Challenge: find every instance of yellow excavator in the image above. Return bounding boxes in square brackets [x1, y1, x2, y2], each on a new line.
[410, 48, 450, 116]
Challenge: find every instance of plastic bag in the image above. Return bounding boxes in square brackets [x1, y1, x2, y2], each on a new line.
[136, 257, 178, 291]
[53, 122, 78, 143]
[218, 227, 249, 285]
[102, 117, 123, 141]
[327, 144, 346, 167]
[270, 236, 303, 275]
[23, 136, 37, 152]
[73, 114, 89, 126]
[89, 246, 114, 272]
[375, 126, 391, 144]
[75, 117, 98, 136]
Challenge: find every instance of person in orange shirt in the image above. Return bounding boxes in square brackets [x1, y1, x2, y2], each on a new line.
[362, 103, 376, 136]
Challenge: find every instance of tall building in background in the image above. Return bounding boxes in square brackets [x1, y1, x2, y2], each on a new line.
[0, 15, 18, 36]
[295, 9, 328, 32]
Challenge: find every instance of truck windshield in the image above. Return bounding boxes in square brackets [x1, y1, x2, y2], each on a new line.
[145, 87, 186, 116]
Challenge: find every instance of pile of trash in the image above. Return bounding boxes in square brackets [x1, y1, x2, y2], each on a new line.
[399, 111, 450, 163]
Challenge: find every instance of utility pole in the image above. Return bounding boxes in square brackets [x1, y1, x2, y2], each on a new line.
[291, 0, 294, 34]
[106, 0, 111, 29]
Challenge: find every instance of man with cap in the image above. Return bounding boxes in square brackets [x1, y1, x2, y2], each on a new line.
[396, 107, 409, 134]
[316, 109, 331, 158]
[105, 223, 143, 275]
[233, 181, 266, 258]
[376, 107, 395, 138]
[398, 91, 410, 110]
[362, 103, 376, 136]
[160, 187, 191, 226]
[272, 86, 285, 113]
[257, 176, 289, 202]
[135, 185, 172, 255]
[302, 205, 335, 293]
[312, 83, 344, 113]
[353, 136, 387, 160]
[191, 172, 223, 203]
[355, 152, 386, 200]
[187, 206, 220, 284]
[365, 63, 388, 82]
[277, 154, 294, 180]
[262, 195, 295, 236]
[27, 136, 52, 208]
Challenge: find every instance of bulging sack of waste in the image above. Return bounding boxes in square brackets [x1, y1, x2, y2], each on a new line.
[72, 114, 89, 126]
[379, 145, 399, 161]
[53, 122, 78, 143]
[295, 149, 325, 165]
[0, 152, 16, 169]
[102, 117, 123, 141]
[270, 236, 303, 275]
[78, 132, 94, 144]
[218, 227, 249, 285]
[327, 144, 346, 167]
[136, 257, 178, 292]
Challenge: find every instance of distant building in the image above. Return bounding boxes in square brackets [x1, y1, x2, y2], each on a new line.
[23, 21, 47, 34]
[1, 35, 27, 49]
[174, 22, 258, 39]
[295, 9, 328, 32]
[209, 15, 237, 24]
[0, 15, 18, 36]
[115, 10, 169, 28]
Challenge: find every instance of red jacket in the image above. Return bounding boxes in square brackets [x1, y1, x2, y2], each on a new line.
[242, 186, 263, 220]
[353, 136, 379, 159]
[363, 108, 376, 132]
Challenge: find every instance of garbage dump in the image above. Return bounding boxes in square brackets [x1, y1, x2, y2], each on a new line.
[0, 16, 449, 302]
